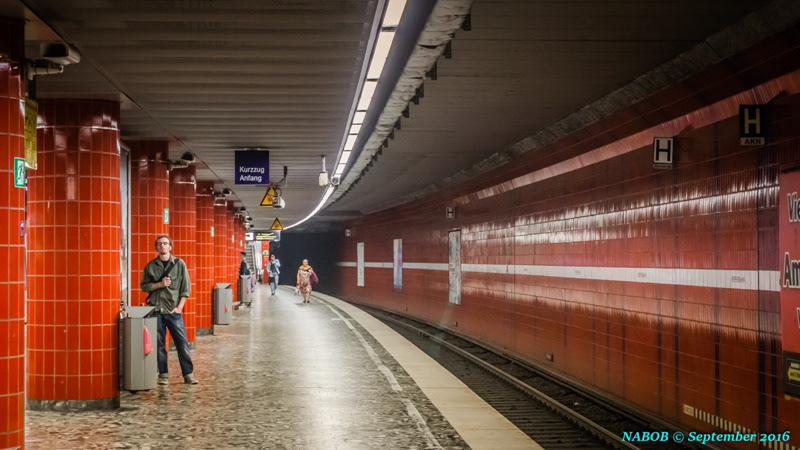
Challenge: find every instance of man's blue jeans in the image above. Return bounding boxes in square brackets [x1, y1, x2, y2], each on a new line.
[157, 312, 194, 376]
[269, 274, 279, 294]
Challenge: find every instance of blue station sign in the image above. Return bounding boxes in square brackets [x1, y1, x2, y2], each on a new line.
[235, 150, 269, 184]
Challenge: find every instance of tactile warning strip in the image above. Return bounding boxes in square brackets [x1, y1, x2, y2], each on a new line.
[684, 404, 798, 450]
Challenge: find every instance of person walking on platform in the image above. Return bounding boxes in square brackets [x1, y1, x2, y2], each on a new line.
[267, 254, 281, 295]
[140, 235, 199, 385]
[296, 259, 316, 304]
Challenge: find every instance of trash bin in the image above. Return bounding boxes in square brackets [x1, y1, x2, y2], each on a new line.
[238, 275, 252, 306]
[213, 283, 232, 325]
[123, 306, 157, 391]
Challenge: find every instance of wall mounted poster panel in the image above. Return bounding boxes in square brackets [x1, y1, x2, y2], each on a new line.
[449, 230, 461, 304]
[357, 242, 364, 287]
[780, 169, 800, 398]
[393, 238, 402, 292]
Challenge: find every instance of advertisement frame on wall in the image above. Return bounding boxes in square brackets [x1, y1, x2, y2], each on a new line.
[779, 169, 800, 398]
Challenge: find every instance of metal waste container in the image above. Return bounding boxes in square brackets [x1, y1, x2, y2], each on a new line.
[213, 283, 233, 325]
[238, 275, 252, 306]
[123, 306, 157, 391]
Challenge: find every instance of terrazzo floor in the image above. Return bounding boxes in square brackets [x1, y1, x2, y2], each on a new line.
[24, 286, 469, 449]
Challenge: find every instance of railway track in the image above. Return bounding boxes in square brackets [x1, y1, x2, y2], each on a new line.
[357, 304, 697, 450]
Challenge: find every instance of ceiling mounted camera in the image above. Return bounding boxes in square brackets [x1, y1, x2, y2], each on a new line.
[40, 42, 81, 66]
[318, 155, 329, 186]
[180, 152, 196, 164]
[221, 188, 232, 197]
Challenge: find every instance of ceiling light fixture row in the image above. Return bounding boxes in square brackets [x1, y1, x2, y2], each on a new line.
[330, 0, 408, 186]
[328, 9, 471, 208]
[285, 0, 408, 230]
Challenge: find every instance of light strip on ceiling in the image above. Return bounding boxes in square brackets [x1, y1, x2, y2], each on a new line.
[367, 31, 396, 79]
[286, 0, 407, 231]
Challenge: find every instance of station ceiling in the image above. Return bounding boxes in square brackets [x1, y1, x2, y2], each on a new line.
[3, 0, 794, 232]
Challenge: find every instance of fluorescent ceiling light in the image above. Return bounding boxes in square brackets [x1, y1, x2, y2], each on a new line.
[340, 151, 352, 164]
[367, 31, 395, 79]
[349, 124, 362, 134]
[383, 0, 407, 27]
[357, 81, 377, 110]
[353, 111, 366, 124]
[335, 163, 347, 175]
[344, 135, 357, 151]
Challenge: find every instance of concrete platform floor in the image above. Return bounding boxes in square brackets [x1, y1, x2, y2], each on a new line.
[25, 286, 538, 449]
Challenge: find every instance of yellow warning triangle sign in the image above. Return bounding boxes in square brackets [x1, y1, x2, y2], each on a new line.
[270, 218, 283, 231]
[260, 187, 276, 207]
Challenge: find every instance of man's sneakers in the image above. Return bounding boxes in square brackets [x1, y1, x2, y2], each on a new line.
[158, 373, 199, 385]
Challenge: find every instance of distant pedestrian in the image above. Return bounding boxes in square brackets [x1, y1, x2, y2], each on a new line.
[296, 259, 316, 304]
[267, 254, 281, 295]
[239, 252, 251, 276]
[140, 235, 198, 385]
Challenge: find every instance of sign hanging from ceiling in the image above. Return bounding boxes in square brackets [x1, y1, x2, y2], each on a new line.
[235, 150, 269, 185]
[254, 231, 280, 242]
[260, 187, 276, 207]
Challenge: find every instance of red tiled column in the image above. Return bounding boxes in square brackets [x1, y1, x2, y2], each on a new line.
[235, 215, 244, 297]
[227, 202, 237, 303]
[213, 196, 228, 288]
[27, 99, 121, 411]
[129, 141, 169, 307]
[0, 17, 25, 449]
[195, 181, 214, 334]
[169, 165, 196, 345]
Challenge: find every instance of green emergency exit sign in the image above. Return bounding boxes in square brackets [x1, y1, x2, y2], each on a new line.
[14, 158, 25, 188]
[163, 208, 170, 224]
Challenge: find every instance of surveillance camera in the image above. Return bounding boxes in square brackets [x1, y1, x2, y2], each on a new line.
[180, 152, 195, 164]
[273, 197, 285, 209]
[221, 188, 232, 196]
[330, 176, 340, 186]
[40, 42, 81, 66]
[245, 216, 253, 222]
[238, 206, 247, 212]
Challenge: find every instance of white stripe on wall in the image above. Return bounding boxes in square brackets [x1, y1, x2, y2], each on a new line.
[404, 262, 448, 271]
[338, 262, 782, 292]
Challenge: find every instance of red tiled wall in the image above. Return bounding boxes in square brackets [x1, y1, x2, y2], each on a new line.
[0, 16, 25, 449]
[27, 99, 121, 406]
[336, 36, 800, 445]
[235, 215, 245, 293]
[129, 141, 169, 307]
[195, 181, 214, 332]
[227, 203, 236, 302]
[213, 199, 228, 287]
[169, 166, 196, 343]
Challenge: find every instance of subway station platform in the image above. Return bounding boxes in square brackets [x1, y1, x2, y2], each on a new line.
[24, 286, 537, 449]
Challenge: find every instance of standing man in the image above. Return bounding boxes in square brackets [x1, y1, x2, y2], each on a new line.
[267, 254, 281, 295]
[140, 235, 198, 385]
[239, 252, 251, 276]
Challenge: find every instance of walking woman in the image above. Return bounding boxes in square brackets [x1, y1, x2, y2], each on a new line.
[296, 259, 315, 304]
